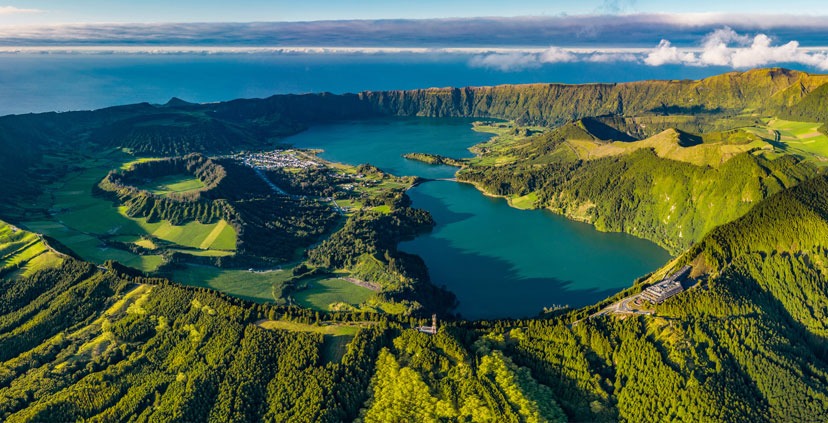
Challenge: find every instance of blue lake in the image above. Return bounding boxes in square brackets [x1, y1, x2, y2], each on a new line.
[289, 118, 672, 319]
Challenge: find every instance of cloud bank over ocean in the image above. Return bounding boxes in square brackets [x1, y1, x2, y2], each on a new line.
[2, 15, 828, 71]
[469, 28, 828, 71]
[4, 14, 828, 47]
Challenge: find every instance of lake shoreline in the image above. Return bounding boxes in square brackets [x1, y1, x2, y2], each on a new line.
[291, 117, 671, 319]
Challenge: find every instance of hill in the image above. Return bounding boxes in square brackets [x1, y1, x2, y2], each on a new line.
[359, 68, 828, 125]
[2, 175, 828, 420]
[0, 221, 64, 280]
[460, 126, 816, 253]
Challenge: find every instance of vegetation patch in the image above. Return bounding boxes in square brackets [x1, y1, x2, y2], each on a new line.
[168, 264, 295, 304]
[0, 220, 63, 277]
[137, 173, 205, 196]
[293, 277, 375, 311]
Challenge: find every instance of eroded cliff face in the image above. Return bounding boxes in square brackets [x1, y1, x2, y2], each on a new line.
[356, 68, 828, 125]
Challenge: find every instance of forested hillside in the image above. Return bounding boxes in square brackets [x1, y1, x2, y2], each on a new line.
[359, 68, 828, 125]
[459, 125, 817, 253]
[3, 173, 828, 421]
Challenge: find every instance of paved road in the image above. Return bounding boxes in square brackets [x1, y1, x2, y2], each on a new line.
[253, 167, 345, 215]
[252, 168, 290, 196]
[583, 293, 651, 322]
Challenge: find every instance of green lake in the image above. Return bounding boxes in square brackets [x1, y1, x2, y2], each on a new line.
[289, 118, 672, 319]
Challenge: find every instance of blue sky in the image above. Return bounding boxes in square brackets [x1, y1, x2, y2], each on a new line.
[3, 0, 828, 73]
[2, 0, 828, 24]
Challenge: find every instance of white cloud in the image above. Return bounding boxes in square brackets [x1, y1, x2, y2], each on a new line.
[644, 28, 828, 70]
[469, 52, 541, 71]
[471, 29, 828, 71]
[540, 47, 577, 63]
[587, 52, 638, 63]
[698, 27, 749, 65]
[470, 46, 639, 71]
[644, 40, 697, 66]
[0, 6, 40, 14]
[469, 47, 578, 71]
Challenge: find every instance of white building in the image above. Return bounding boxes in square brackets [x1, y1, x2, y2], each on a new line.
[641, 266, 691, 304]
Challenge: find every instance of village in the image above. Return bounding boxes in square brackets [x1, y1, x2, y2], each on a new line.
[234, 149, 320, 170]
[227, 148, 397, 218]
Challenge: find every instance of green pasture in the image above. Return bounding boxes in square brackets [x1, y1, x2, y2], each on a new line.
[258, 319, 365, 363]
[138, 174, 205, 196]
[169, 265, 295, 303]
[19, 152, 236, 273]
[293, 277, 375, 311]
[745, 119, 828, 164]
[0, 220, 64, 277]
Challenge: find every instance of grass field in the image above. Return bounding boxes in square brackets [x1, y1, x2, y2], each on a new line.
[745, 119, 828, 164]
[138, 174, 205, 196]
[293, 277, 375, 311]
[127, 211, 236, 251]
[0, 220, 63, 277]
[567, 129, 772, 168]
[509, 192, 538, 210]
[370, 205, 392, 214]
[169, 265, 295, 303]
[18, 150, 236, 272]
[119, 156, 164, 171]
[257, 319, 361, 336]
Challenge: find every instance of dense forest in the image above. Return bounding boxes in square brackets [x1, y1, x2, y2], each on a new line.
[460, 145, 816, 253]
[2, 171, 828, 421]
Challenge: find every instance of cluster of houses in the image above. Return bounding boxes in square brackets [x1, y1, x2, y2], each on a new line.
[238, 150, 319, 170]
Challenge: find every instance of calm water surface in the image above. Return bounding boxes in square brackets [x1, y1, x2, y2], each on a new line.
[0, 53, 740, 116]
[289, 118, 671, 319]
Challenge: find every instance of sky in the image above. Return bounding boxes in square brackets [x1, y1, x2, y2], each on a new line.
[3, 1, 828, 72]
[1, 0, 828, 24]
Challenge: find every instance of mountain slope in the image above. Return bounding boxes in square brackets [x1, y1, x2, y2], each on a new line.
[3, 173, 828, 421]
[360, 68, 828, 125]
[460, 142, 816, 253]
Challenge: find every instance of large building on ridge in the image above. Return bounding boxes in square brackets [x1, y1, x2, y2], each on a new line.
[641, 266, 691, 304]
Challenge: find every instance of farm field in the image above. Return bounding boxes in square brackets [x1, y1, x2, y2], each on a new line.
[565, 128, 771, 168]
[745, 119, 828, 164]
[257, 319, 368, 363]
[169, 264, 295, 303]
[127, 211, 236, 251]
[293, 277, 375, 311]
[138, 173, 205, 196]
[18, 151, 236, 272]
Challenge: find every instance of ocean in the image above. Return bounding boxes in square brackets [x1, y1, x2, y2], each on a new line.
[0, 51, 771, 116]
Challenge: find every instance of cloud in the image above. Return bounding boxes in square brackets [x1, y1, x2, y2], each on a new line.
[4, 15, 828, 48]
[644, 40, 697, 66]
[587, 52, 638, 63]
[2, 18, 828, 72]
[699, 27, 751, 65]
[469, 28, 828, 71]
[470, 47, 594, 71]
[469, 52, 541, 71]
[0, 5, 40, 14]
[596, 0, 637, 15]
[642, 28, 828, 70]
